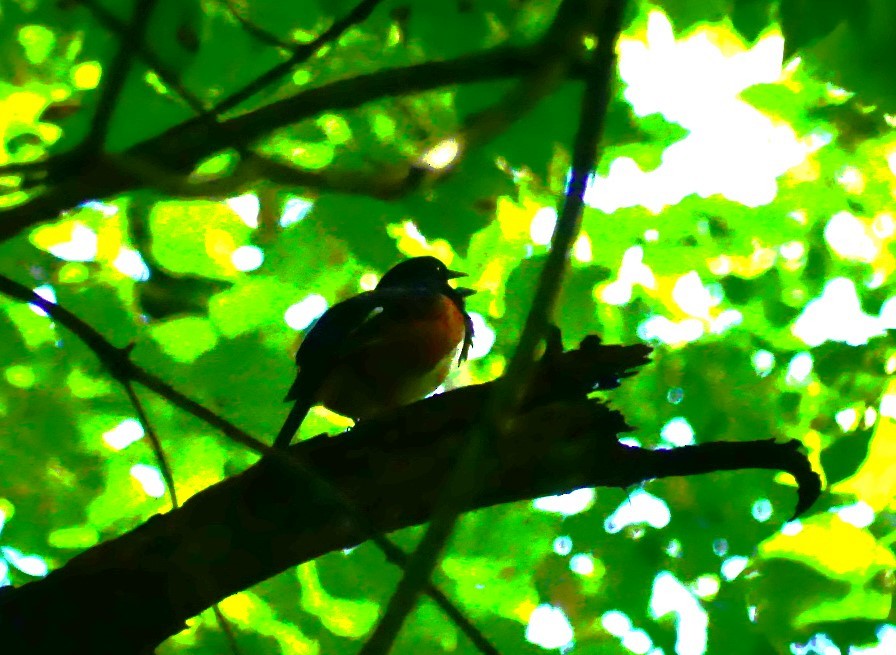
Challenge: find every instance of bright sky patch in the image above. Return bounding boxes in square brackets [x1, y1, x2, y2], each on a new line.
[525, 604, 574, 650]
[231, 245, 264, 272]
[113, 248, 151, 281]
[130, 464, 166, 498]
[605, 489, 671, 533]
[281, 197, 314, 227]
[792, 278, 886, 347]
[285, 294, 328, 331]
[103, 418, 145, 450]
[650, 571, 708, 655]
[226, 194, 260, 228]
[660, 416, 695, 446]
[533, 488, 595, 516]
[587, 11, 805, 213]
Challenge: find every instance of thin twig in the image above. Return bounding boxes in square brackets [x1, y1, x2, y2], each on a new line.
[217, 0, 298, 51]
[122, 380, 244, 654]
[76, 0, 210, 116]
[357, 2, 628, 654]
[212, 605, 246, 655]
[121, 380, 178, 509]
[211, 0, 387, 116]
[0, 43, 545, 239]
[0, 272, 500, 655]
[80, 0, 160, 153]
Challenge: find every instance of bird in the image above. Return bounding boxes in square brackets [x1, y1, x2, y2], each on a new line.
[273, 256, 475, 449]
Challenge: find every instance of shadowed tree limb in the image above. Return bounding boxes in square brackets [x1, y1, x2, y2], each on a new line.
[0, 0, 386, 187]
[0, 0, 177, 196]
[0, 341, 819, 653]
[0, 47, 538, 238]
[0, 273, 820, 654]
[357, 1, 630, 653]
[0, 272, 501, 655]
[121, 380, 248, 655]
[0, 5, 589, 242]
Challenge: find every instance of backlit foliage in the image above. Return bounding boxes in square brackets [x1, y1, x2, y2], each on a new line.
[1, 0, 894, 653]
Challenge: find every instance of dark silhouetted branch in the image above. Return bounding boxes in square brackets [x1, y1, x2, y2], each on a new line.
[358, 1, 629, 653]
[0, 16, 587, 241]
[77, 0, 209, 116]
[0, 272, 501, 655]
[0, 353, 820, 654]
[212, 0, 387, 115]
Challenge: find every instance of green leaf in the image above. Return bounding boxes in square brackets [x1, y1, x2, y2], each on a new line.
[730, 0, 774, 42]
[820, 428, 873, 485]
[778, 0, 868, 56]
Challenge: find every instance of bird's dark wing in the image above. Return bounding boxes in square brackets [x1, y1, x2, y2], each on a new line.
[278, 287, 435, 448]
[286, 285, 460, 400]
[285, 290, 385, 403]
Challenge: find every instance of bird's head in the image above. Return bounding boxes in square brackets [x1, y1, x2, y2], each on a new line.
[377, 256, 475, 300]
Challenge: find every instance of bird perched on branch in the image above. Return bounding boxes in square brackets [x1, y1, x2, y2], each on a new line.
[274, 256, 475, 449]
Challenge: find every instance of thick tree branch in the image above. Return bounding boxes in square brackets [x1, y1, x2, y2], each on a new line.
[0, 344, 819, 654]
[0, 46, 535, 239]
[0, 272, 500, 655]
[0, 276, 820, 655]
[0, 12, 588, 241]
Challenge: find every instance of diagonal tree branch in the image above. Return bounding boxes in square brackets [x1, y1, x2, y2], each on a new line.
[0, 271, 501, 655]
[358, 1, 630, 653]
[0, 0, 184, 203]
[0, 0, 386, 186]
[0, 44, 539, 242]
[211, 0, 387, 116]
[121, 380, 244, 655]
[0, 372, 819, 654]
[0, 0, 597, 243]
[76, 0, 210, 116]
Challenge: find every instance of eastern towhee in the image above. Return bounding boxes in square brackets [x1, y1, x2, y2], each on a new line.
[274, 256, 475, 448]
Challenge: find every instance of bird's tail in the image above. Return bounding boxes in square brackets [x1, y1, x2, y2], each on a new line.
[273, 399, 312, 449]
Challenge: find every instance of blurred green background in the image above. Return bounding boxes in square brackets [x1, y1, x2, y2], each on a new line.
[1, 0, 895, 653]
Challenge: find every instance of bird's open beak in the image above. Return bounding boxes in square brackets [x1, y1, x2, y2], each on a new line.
[455, 287, 476, 298]
[446, 269, 467, 279]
